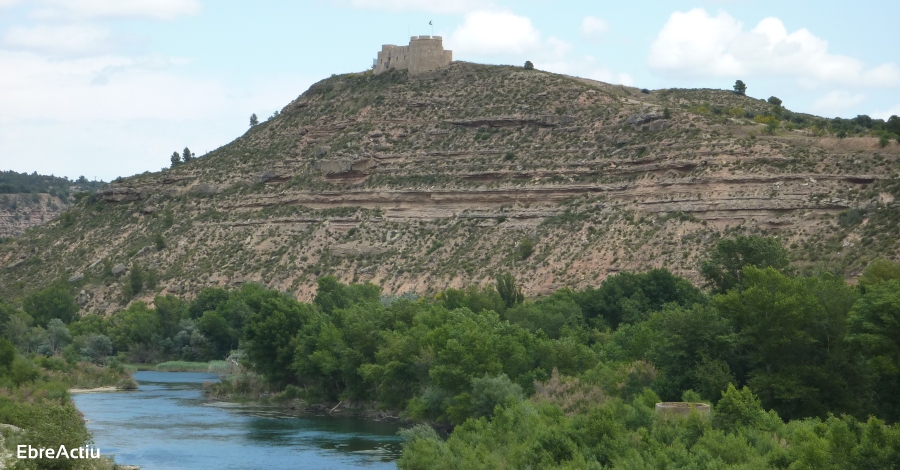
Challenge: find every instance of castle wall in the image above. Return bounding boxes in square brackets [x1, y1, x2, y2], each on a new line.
[374, 36, 452, 75]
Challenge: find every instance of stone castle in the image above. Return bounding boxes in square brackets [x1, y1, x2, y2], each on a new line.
[374, 36, 452, 75]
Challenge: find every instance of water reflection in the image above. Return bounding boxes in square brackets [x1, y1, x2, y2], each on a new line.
[73, 371, 402, 470]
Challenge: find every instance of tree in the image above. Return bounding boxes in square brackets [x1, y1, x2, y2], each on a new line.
[574, 268, 705, 329]
[714, 268, 859, 419]
[170, 151, 181, 168]
[733, 80, 747, 95]
[518, 238, 534, 260]
[154, 295, 187, 337]
[125, 263, 145, 299]
[858, 258, 900, 289]
[182, 146, 193, 163]
[847, 279, 900, 421]
[45, 318, 72, 355]
[244, 294, 315, 386]
[23, 284, 79, 326]
[700, 235, 789, 294]
[767, 96, 782, 106]
[496, 273, 524, 309]
[887, 115, 900, 134]
[524, 61, 534, 70]
[154, 233, 166, 251]
[250, 113, 259, 127]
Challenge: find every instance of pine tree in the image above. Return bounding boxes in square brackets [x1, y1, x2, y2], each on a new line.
[170, 151, 181, 168]
[182, 146, 193, 163]
[733, 80, 747, 95]
[250, 113, 259, 127]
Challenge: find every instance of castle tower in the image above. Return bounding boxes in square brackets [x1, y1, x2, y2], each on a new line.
[374, 36, 452, 75]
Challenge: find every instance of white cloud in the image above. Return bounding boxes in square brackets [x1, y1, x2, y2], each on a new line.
[580, 16, 608, 43]
[446, 10, 632, 86]
[339, 0, 484, 14]
[3, 24, 114, 55]
[448, 10, 541, 56]
[811, 90, 866, 116]
[30, 0, 201, 20]
[0, 50, 224, 121]
[648, 8, 900, 88]
[0, 0, 24, 7]
[872, 104, 900, 121]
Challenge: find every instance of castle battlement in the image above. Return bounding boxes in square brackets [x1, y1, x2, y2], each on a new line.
[374, 36, 452, 75]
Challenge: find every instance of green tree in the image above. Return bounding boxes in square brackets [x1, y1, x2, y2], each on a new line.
[714, 384, 766, 432]
[244, 293, 315, 386]
[170, 151, 181, 168]
[154, 295, 187, 337]
[518, 238, 534, 260]
[524, 61, 534, 70]
[109, 301, 161, 352]
[23, 283, 79, 326]
[470, 373, 524, 418]
[154, 232, 166, 251]
[182, 146, 193, 163]
[858, 258, 900, 289]
[733, 80, 747, 95]
[496, 273, 524, 309]
[647, 304, 736, 401]
[313, 276, 381, 314]
[847, 279, 900, 421]
[505, 291, 583, 339]
[767, 96, 782, 106]
[125, 262, 145, 299]
[575, 268, 705, 329]
[250, 113, 259, 127]
[197, 310, 237, 358]
[44, 318, 72, 355]
[700, 235, 790, 293]
[189, 287, 231, 319]
[714, 268, 859, 419]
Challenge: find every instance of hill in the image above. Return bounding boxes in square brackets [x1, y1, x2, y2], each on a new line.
[0, 171, 104, 239]
[1, 62, 899, 313]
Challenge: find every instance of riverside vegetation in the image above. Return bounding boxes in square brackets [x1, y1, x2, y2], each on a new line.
[4, 235, 900, 468]
[0, 338, 130, 469]
[3, 62, 900, 469]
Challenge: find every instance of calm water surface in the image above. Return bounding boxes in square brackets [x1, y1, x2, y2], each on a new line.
[72, 371, 402, 470]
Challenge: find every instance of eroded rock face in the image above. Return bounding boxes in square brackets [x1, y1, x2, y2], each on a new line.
[1, 62, 898, 312]
[69, 272, 84, 283]
[111, 264, 126, 276]
[0, 193, 68, 238]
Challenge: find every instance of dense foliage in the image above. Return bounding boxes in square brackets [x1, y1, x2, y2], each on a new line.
[0, 171, 104, 198]
[6, 235, 900, 467]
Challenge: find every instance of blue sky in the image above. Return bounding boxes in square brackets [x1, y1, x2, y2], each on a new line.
[1, 0, 898, 181]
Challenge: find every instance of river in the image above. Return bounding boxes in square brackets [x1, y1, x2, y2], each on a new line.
[71, 371, 403, 470]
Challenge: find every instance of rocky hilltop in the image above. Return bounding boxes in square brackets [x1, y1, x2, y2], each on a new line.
[2, 62, 899, 313]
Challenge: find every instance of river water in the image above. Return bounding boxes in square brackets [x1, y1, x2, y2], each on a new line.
[71, 371, 402, 470]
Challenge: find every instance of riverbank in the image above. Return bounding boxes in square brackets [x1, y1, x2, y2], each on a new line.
[73, 371, 402, 469]
[125, 360, 231, 373]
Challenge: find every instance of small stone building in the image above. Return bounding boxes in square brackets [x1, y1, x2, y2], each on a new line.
[374, 36, 452, 75]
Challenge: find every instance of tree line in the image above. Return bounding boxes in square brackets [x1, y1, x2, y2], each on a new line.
[4, 235, 900, 467]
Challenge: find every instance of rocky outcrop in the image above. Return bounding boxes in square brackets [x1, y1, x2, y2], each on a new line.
[1, 61, 897, 311]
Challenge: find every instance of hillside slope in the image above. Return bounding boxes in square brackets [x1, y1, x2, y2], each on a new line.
[2, 62, 899, 313]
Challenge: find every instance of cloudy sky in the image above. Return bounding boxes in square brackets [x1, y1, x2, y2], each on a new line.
[1, 0, 898, 181]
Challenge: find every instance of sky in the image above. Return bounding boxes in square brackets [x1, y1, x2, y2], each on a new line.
[1, 0, 898, 181]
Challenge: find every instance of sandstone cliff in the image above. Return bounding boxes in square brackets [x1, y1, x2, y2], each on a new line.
[2, 63, 898, 314]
